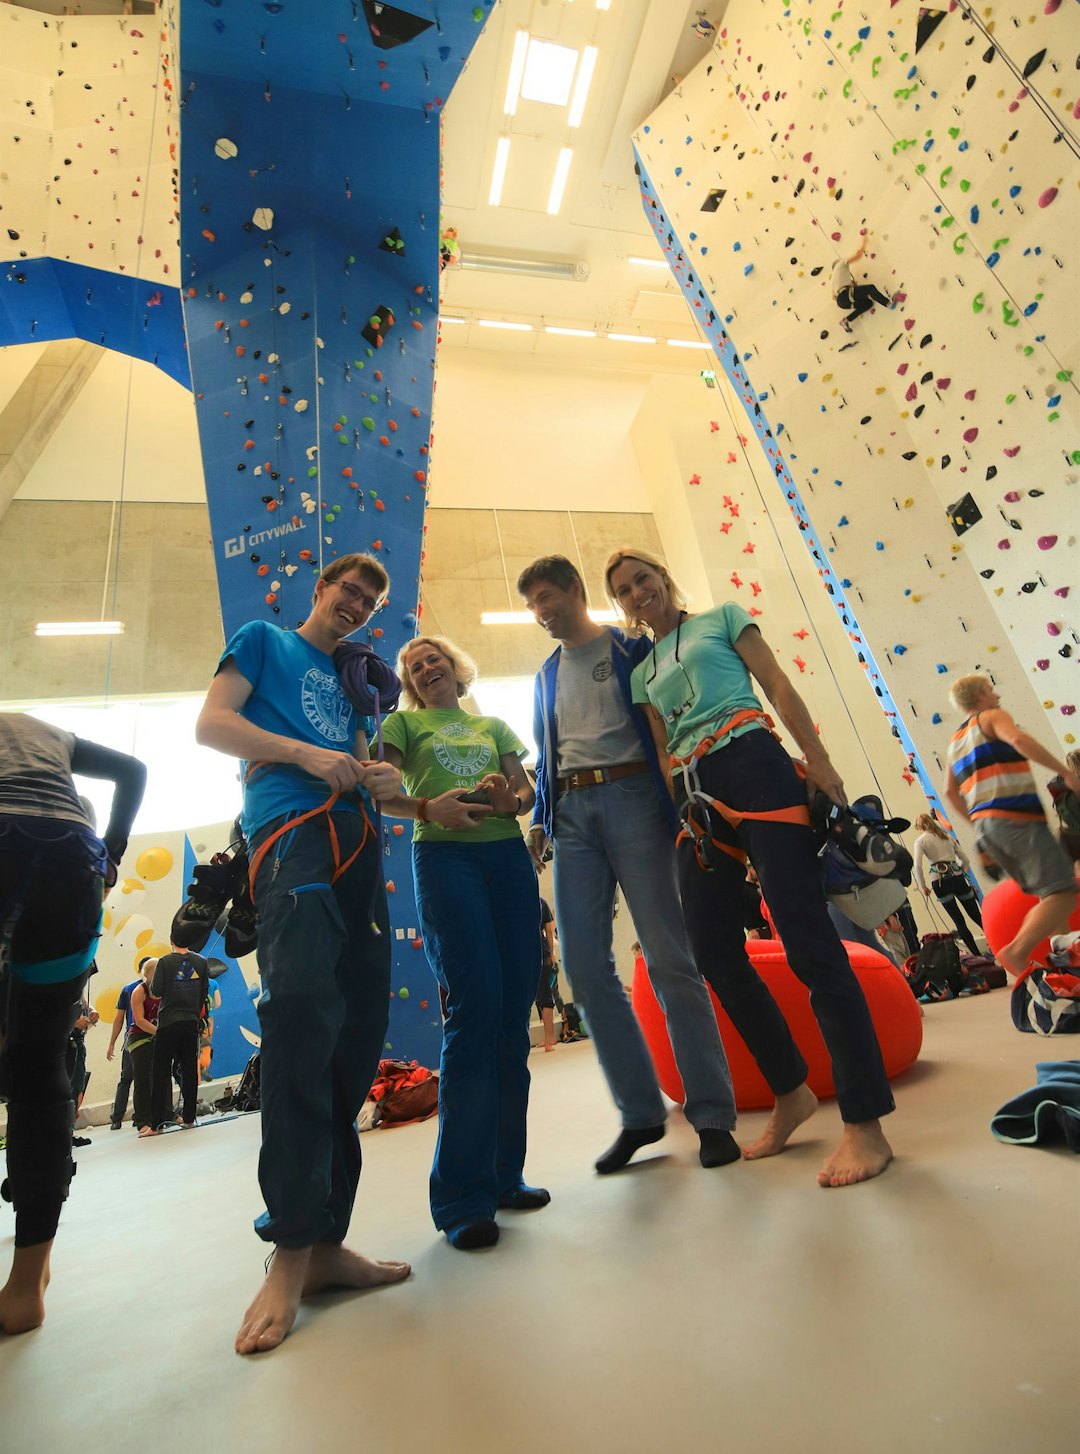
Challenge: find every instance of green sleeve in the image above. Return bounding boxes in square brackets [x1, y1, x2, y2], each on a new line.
[492, 716, 528, 761]
[630, 660, 649, 706]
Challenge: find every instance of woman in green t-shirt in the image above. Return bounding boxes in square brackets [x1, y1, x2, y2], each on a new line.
[381, 636, 548, 1250]
[605, 548, 896, 1190]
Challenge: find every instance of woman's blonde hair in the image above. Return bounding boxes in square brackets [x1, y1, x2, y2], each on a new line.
[603, 547, 688, 635]
[915, 813, 949, 839]
[1066, 750, 1080, 777]
[949, 673, 993, 712]
[396, 635, 478, 710]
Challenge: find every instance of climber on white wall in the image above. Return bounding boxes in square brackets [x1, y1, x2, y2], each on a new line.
[832, 232, 895, 333]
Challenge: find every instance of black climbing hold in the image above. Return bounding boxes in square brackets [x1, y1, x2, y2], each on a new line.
[947, 493, 981, 536]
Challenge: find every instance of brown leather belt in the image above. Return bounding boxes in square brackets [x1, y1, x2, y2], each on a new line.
[557, 761, 648, 794]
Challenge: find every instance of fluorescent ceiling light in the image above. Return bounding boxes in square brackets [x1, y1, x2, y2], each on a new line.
[628, 256, 668, 268]
[596, 0, 612, 10]
[504, 29, 530, 116]
[441, 316, 466, 326]
[35, 621, 124, 637]
[547, 147, 573, 216]
[521, 39, 579, 106]
[478, 319, 534, 331]
[545, 326, 596, 337]
[461, 254, 589, 281]
[481, 610, 619, 626]
[666, 338, 707, 348]
[608, 332, 656, 344]
[489, 136, 511, 207]
[567, 46, 598, 128]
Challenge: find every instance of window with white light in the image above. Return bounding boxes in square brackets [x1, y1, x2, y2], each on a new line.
[520, 39, 580, 107]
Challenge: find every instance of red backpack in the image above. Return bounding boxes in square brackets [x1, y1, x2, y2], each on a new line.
[368, 1059, 439, 1127]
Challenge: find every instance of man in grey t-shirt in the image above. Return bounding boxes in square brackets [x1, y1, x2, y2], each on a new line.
[519, 556, 738, 1174]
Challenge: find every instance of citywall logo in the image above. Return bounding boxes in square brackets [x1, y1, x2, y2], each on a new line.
[223, 517, 307, 559]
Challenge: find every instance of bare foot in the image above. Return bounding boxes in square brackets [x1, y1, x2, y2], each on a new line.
[817, 1121, 894, 1188]
[138, 1127, 160, 1139]
[235, 1246, 311, 1355]
[0, 1245, 52, 1336]
[543, 1040, 556, 1053]
[742, 1083, 818, 1159]
[302, 1244, 411, 1298]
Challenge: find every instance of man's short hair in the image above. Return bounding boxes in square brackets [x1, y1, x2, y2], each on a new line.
[516, 554, 585, 599]
[949, 673, 993, 712]
[313, 553, 389, 606]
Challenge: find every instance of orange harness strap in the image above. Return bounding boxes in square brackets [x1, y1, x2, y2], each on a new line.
[671, 711, 812, 845]
[245, 763, 373, 896]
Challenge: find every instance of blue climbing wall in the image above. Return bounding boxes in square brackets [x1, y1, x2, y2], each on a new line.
[177, 0, 492, 1067]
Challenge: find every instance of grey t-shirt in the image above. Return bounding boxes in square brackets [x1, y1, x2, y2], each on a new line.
[0, 713, 94, 828]
[832, 257, 854, 294]
[554, 632, 643, 773]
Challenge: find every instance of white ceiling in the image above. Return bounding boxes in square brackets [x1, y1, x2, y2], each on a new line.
[438, 0, 724, 373]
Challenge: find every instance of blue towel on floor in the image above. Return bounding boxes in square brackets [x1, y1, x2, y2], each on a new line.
[990, 1061, 1080, 1152]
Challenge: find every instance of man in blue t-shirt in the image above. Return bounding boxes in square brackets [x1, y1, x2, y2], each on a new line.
[196, 552, 410, 1355]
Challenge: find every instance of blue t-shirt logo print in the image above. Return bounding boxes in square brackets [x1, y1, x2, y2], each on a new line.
[301, 667, 352, 743]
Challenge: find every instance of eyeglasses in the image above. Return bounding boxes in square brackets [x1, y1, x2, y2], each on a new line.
[336, 579, 381, 613]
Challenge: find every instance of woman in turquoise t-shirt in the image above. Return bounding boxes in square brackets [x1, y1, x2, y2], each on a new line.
[381, 635, 547, 1249]
[605, 548, 896, 1190]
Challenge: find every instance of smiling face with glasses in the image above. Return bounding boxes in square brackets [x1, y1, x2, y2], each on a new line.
[310, 569, 384, 645]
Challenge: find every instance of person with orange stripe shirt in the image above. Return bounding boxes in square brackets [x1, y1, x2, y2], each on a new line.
[944, 674, 1078, 975]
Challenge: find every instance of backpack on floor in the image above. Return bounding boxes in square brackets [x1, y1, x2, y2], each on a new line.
[904, 933, 965, 1001]
[367, 1059, 438, 1127]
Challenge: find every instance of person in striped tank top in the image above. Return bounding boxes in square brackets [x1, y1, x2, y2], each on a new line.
[945, 674, 1078, 975]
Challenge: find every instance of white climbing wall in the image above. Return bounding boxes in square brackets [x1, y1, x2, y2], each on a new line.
[0, 6, 176, 282]
[634, 0, 1079, 802]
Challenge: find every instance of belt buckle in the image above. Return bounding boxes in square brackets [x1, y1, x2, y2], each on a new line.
[592, 768, 605, 785]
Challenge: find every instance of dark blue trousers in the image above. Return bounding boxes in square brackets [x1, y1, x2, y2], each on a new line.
[677, 730, 894, 1125]
[249, 812, 390, 1249]
[413, 837, 540, 1232]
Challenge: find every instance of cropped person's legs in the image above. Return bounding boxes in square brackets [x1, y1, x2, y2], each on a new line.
[846, 283, 890, 323]
[415, 842, 505, 1239]
[176, 1023, 200, 1125]
[552, 791, 667, 1133]
[129, 1040, 154, 1130]
[110, 1048, 133, 1128]
[932, 887, 980, 956]
[237, 814, 405, 1354]
[485, 839, 543, 1203]
[600, 778, 737, 1149]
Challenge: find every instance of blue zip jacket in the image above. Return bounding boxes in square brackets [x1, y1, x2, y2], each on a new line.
[530, 626, 678, 839]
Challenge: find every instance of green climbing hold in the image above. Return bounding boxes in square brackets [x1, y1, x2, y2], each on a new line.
[398, 987, 409, 999]
[325, 512, 335, 522]
[308, 466, 318, 478]
[362, 417, 375, 431]
[959, 179, 971, 193]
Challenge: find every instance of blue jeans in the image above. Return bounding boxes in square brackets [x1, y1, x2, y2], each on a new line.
[413, 836, 540, 1231]
[551, 774, 736, 1132]
[249, 812, 390, 1249]
[677, 730, 894, 1125]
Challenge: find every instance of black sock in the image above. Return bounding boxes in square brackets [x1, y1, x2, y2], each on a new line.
[446, 1219, 500, 1250]
[497, 1185, 551, 1211]
[698, 1128, 741, 1168]
[595, 1124, 665, 1175]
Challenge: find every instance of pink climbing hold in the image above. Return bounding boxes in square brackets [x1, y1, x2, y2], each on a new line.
[1037, 660, 1050, 670]
[1054, 587, 1070, 598]
[1061, 706, 1076, 717]
[1037, 536, 1057, 550]
[964, 389, 976, 401]
[963, 427, 979, 443]
[1038, 187, 1058, 209]
[997, 539, 1011, 551]
[1003, 446, 1020, 458]
[1047, 623, 1061, 637]
[1003, 491, 1020, 502]
[936, 378, 950, 390]
[905, 383, 917, 401]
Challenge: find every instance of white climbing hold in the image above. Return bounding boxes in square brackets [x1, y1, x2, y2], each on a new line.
[214, 138, 238, 160]
[252, 207, 274, 230]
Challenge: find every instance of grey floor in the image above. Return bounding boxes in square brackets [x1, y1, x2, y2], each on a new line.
[2, 992, 1077, 1454]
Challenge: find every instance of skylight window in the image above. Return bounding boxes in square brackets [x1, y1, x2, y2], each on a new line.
[520, 39, 580, 107]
